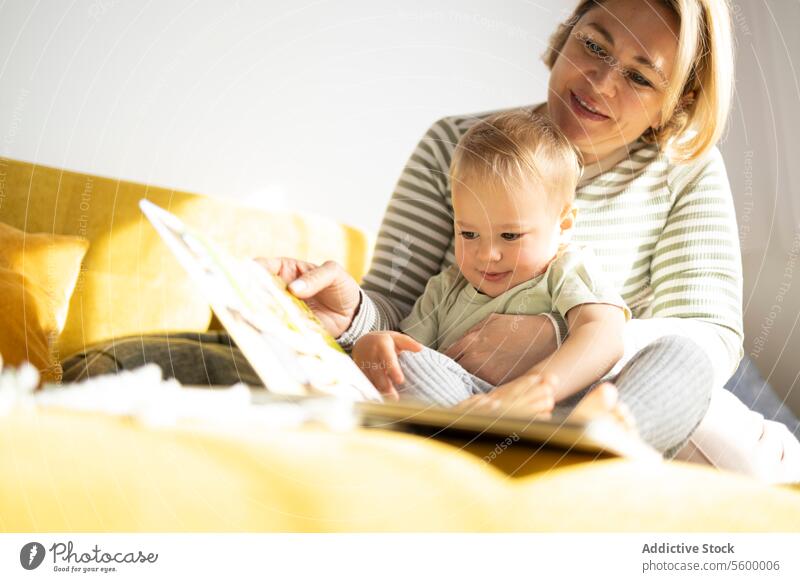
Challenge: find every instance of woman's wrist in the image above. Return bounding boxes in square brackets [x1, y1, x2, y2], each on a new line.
[336, 289, 377, 351]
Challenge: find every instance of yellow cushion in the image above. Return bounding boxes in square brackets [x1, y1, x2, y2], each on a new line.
[0, 158, 373, 358]
[0, 223, 89, 380]
[2, 408, 800, 532]
[0, 268, 57, 379]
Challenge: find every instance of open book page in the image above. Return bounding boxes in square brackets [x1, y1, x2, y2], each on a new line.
[139, 200, 381, 402]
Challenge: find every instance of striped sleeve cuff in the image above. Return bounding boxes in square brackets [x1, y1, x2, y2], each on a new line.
[336, 289, 379, 352]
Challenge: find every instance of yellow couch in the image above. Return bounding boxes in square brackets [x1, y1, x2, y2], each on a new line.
[2, 157, 800, 532]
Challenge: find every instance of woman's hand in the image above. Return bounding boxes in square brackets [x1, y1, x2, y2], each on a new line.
[454, 373, 557, 417]
[352, 332, 423, 401]
[255, 257, 362, 338]
[442, 313, 559, 385]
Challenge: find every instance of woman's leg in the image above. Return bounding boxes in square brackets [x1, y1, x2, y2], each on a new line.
[395, 347, 494, 407]
[61, 332, 263, 386]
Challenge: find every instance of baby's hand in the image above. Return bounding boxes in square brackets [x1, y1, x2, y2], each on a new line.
[454, 373, 558, 416]
[352, 332, 423, 401]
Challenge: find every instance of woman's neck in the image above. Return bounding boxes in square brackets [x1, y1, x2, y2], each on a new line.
[533, 102, 633, 184]
[578, 145, 631, 184]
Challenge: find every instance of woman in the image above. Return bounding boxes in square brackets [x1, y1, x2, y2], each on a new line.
[63, 0, 798, 473]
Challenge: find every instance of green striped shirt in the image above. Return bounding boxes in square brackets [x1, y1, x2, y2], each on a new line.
[340, 108, 744, 379]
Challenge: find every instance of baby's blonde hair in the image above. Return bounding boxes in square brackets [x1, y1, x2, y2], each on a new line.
[450, 109, 582, 214]
[543, 0, 734, 163]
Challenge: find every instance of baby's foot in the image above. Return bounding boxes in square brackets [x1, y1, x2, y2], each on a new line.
[568, 382, 637, 434]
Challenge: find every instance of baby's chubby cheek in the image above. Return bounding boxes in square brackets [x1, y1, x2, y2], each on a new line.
[454, 243, 469, 269]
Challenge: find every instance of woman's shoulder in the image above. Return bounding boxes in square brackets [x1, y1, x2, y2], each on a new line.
[663, 144, 729, 196]
[580, 141, 730, 202]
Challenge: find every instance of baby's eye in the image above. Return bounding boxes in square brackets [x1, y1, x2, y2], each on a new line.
[459, 231, 478, 240]
[500, 233, 522, 241]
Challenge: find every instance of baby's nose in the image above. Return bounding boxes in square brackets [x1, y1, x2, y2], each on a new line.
[477, 243, 501, 262]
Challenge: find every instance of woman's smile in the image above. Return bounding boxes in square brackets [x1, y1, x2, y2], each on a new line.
[569, 89, 611, 121]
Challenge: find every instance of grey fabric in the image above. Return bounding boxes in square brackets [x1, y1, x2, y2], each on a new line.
[61, 332, 264, 387]
[556, 337, 713, 457]
[395, 347, 494, 407]
[611, 336, 713, 458]
[398, 335, 713, 458]
[723, 354, 800, 437]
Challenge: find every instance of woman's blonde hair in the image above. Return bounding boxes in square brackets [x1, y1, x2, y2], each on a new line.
[543, 0, 734, 163]
[451, 109, 582, 214]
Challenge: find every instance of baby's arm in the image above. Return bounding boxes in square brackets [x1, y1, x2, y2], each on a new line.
[352, 332, 423, 400]
[458, 303, 625, 415]
[528, 303, 626, 401]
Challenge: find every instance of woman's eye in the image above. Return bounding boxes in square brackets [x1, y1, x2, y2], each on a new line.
[501, 233, 521, 241]
[626, 70, 653, 88]
[584, 38, 605, 57]
[460, 231, 478, 240]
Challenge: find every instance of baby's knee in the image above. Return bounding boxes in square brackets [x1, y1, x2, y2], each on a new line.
[646, 335, 714, 385]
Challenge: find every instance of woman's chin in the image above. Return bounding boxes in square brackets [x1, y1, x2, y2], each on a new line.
[550, 110, 589, 142]
[560, 124, 619, 162]
[550, 104, 609, 151]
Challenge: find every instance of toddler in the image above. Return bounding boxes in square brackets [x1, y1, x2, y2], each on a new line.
[353, 110, 630, 414]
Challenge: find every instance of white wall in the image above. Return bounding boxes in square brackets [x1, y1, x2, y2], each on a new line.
[2, 0, 800, 411]
[720, 1, 800, 412]
[0, 0, 568, 232]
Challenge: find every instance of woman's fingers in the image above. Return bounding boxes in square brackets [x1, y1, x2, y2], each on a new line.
[253, 256, 283, 275]
[254, 256, 313, 282]
[442, 333, 471, 360]
[254, 257, 345, 298]
[286, 260, 342, 298]
[444, 315, 503, 360]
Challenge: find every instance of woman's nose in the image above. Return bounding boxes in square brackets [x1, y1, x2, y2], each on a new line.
[588, 62, 617, 99]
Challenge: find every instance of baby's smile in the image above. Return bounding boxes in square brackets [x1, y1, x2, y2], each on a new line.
[478, 270, 511, 282]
